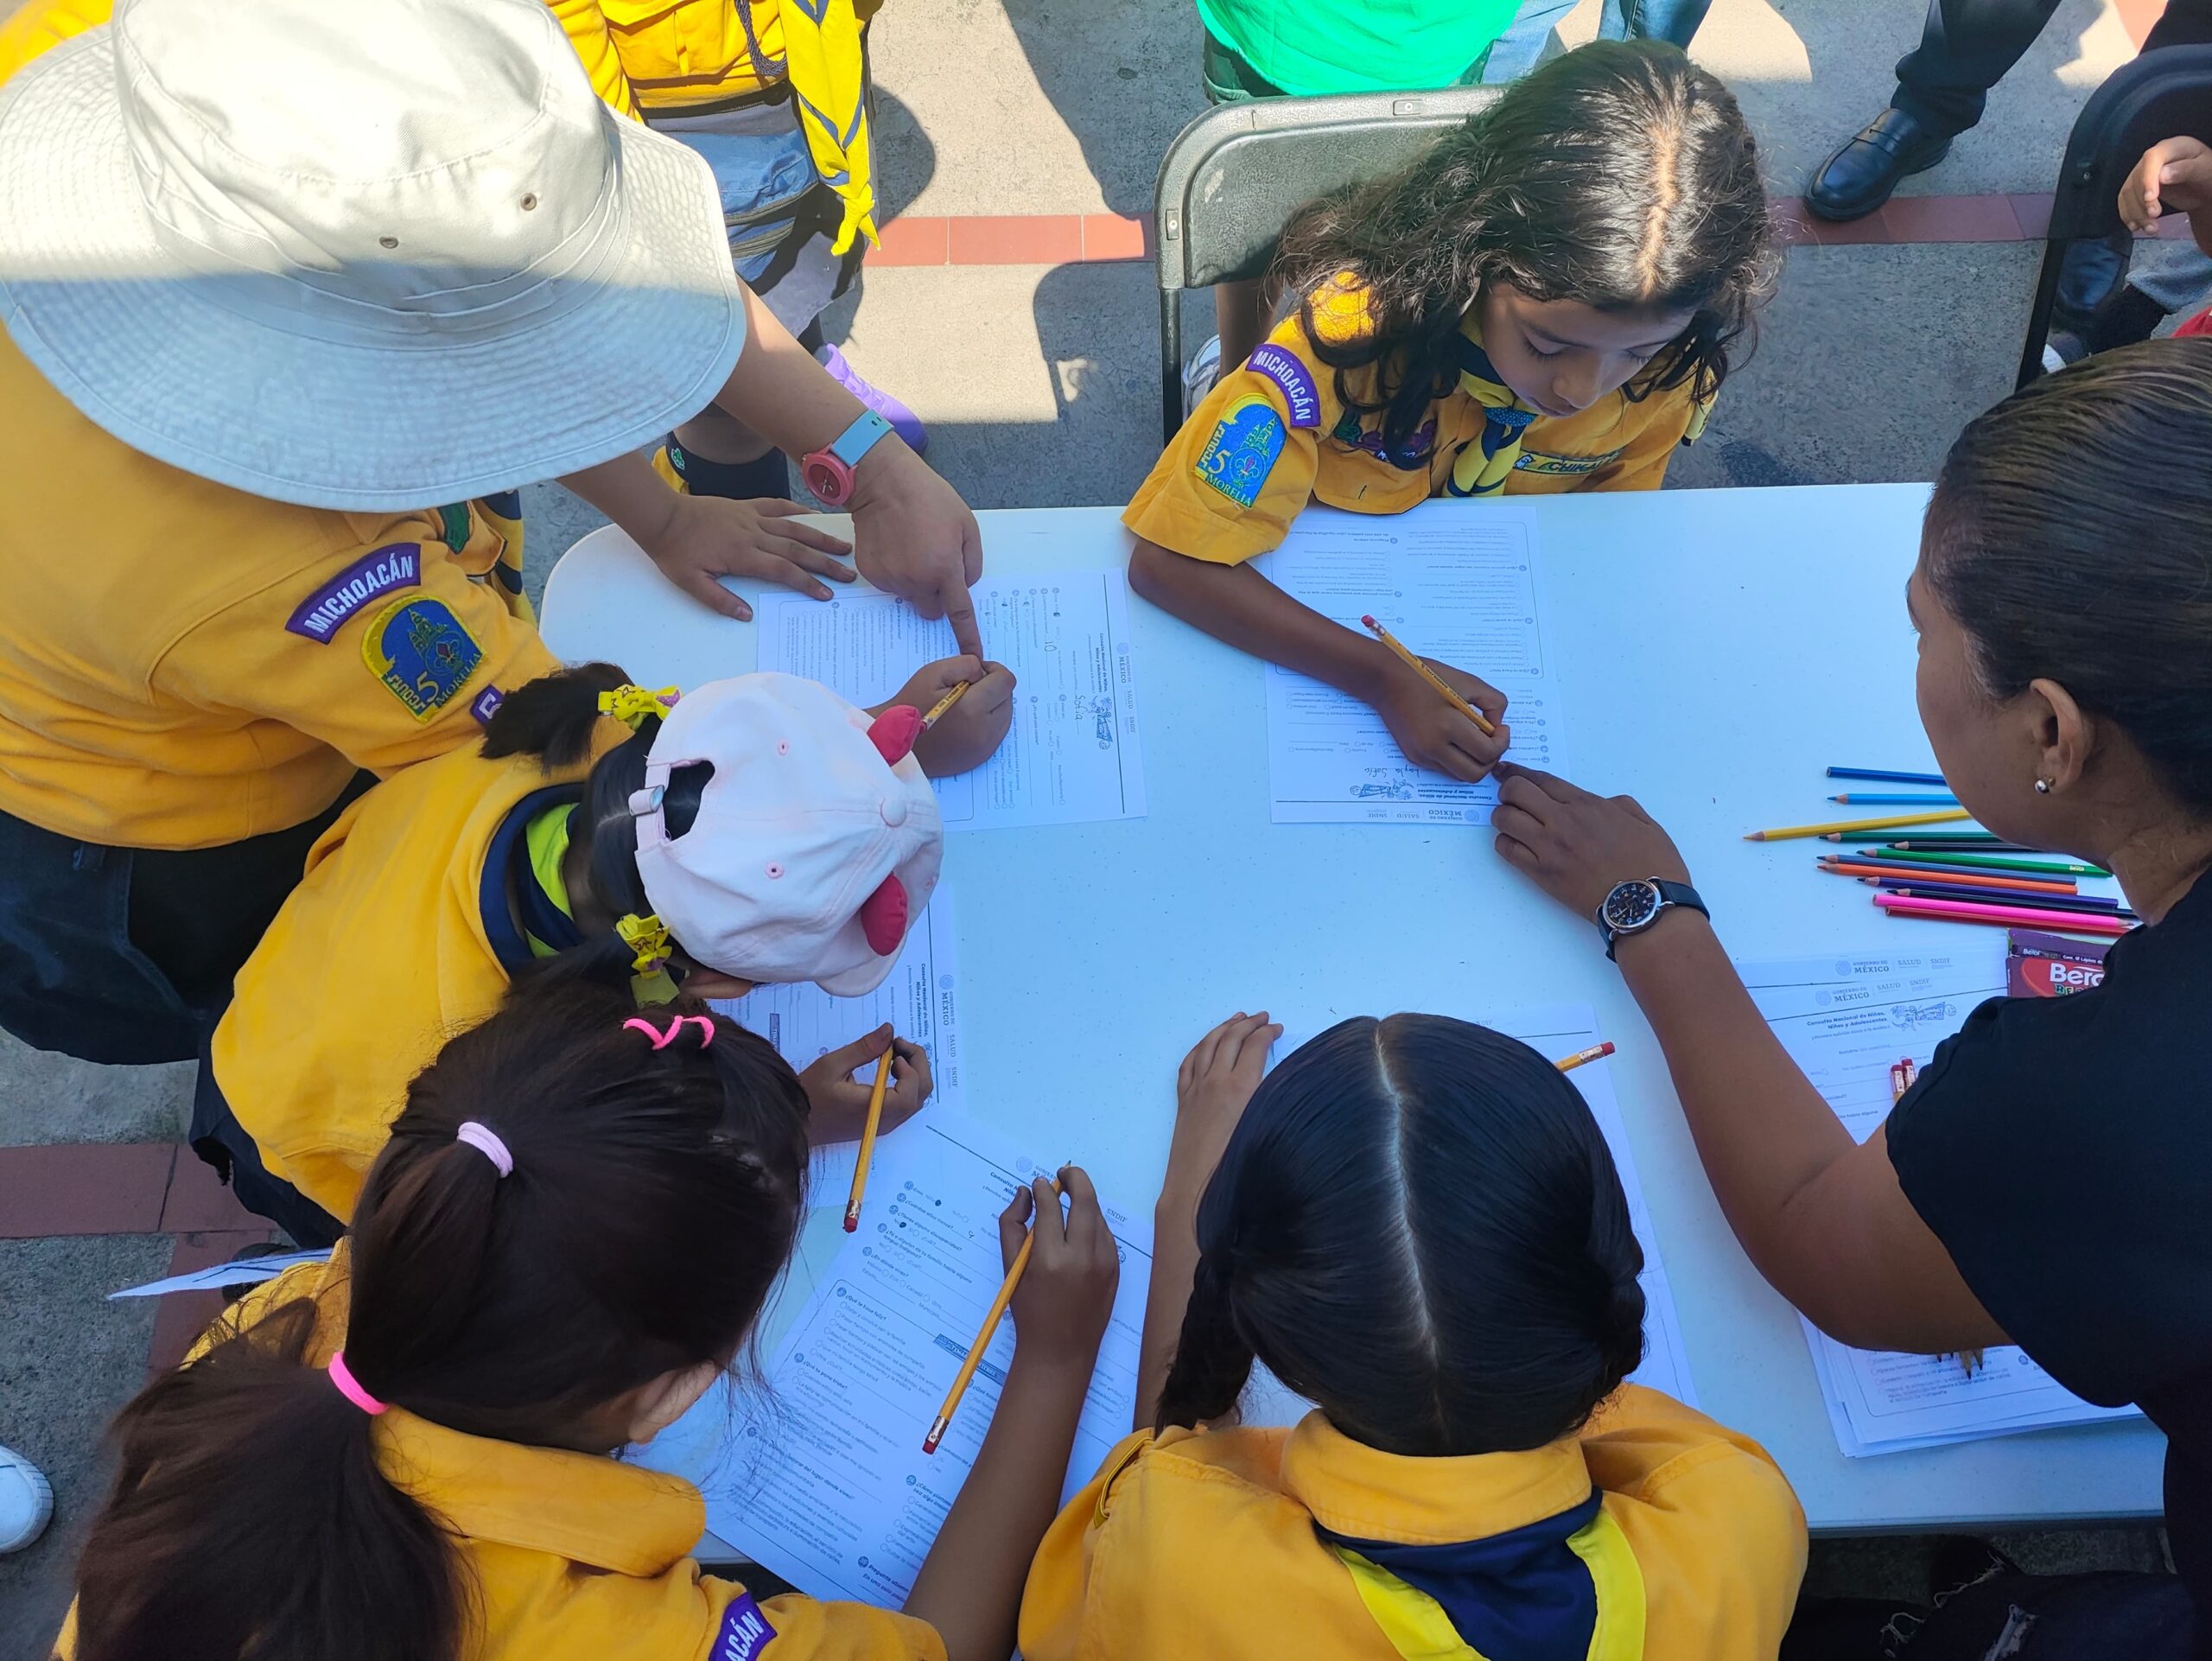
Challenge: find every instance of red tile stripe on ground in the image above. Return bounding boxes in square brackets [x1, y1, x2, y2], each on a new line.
[862, 197, 2190, 268]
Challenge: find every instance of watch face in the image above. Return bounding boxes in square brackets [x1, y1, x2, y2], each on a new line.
[1602, 880, 1662, 932]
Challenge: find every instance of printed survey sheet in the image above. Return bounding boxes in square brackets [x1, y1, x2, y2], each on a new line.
[1255, 505, 1567, 825]
[754, 571, 1146, 828]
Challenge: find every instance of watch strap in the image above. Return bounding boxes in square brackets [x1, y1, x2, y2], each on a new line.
[829, 409, 893, 469]
[1601, 878, 1709, 961]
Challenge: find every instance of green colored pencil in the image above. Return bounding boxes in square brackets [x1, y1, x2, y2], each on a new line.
[1852, 846, 2110, 878]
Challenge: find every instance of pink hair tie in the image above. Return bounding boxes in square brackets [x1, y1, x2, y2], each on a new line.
[624, 1014, 715, 1050]
[327, 1350, 387, 1416]
[455, 1121, 513, 1177]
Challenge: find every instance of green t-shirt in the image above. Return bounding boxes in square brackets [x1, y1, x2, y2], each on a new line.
[1196, 0, 1522, 96]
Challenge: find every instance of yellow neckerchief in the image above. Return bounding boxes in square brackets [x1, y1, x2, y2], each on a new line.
[780, 0, 877, 254]
[1446, 318, 1539, 499]
[521, 801, 578, 959]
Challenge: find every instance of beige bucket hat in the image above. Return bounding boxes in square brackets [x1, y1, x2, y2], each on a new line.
[0, 0, 746, 510]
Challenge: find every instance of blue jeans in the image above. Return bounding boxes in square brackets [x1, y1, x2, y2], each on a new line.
[1483, 0, 1713, 82]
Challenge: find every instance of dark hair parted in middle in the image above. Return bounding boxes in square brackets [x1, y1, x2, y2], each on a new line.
[1156, 1015, 1647, 1455]
[1274, 40, 1776, 448]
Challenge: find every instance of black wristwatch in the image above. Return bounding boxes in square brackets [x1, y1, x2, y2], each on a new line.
[1595, 877, 1707, 961]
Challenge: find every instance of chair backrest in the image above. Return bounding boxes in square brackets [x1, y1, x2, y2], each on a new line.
[1150, 86, 1504, 438]
[2017, 44, 2212, 386]
[1154, 87, 1506, 294]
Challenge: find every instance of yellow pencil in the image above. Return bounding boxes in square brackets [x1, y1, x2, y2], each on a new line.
[1554, 1041, 1615, 1072]
[920, 681, 970, 729]
[841, 1046, 894, 1233]
[1359, 615, 1497, 737]
[925, 1181, 1058, 1454]
[1745, 808, 1972, 843]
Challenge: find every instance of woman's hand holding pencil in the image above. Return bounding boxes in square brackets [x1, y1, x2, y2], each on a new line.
[798, 1023, 931, 1149]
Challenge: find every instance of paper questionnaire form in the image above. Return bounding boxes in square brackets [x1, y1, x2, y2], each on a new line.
[637, 1110, 1153, 1607]
[754, 571, 1146, 828]
[1255, 505, 1567, 825]
[1740, 951, 2140, 1454]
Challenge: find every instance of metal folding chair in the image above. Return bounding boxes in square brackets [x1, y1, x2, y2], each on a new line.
[2018, 43, 2212, 389]
[1150, 87, 1504, 442]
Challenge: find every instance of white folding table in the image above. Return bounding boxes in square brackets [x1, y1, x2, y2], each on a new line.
[540, 483, 2167, 1534]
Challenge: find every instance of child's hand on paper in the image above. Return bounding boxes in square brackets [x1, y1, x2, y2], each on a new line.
[1162, 1012, 1281, 1215]
[1491, 762, 1694, 920]
[888, 655, 1018, 778]
[798, 1025, 931, 1146]
[1373, 654, 1509, 782]
[1002, 1166, 1120, 1365]
[636, 491, 858, 620]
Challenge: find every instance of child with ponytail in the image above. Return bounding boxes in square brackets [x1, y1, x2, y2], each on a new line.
[196, 654, 1013, 1244]
[62, 976, 1119, 1661]
[1020, 1012, 1807, 1661]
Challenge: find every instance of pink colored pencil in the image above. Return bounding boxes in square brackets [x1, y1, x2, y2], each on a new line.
[1873, 893, 2133, 937]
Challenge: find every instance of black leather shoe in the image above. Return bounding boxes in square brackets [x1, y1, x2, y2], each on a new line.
[1805, 107, 1952, 222]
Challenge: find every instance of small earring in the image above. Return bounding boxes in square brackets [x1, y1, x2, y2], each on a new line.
[2034, 778, 2052, 794]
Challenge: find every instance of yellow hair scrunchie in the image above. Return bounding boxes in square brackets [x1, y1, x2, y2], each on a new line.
[598, 684, 679, 732]
[614, 911, 680, 1007]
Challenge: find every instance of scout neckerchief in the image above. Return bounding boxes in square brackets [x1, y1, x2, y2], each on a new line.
[766, 0, 877, 255]
[1446, 321, 1538, 499]
[1317, 1490, 1648, 1661]
[516, 801, 584, 959]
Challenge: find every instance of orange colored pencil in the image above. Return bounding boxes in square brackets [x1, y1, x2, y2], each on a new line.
[1818, 860, 2075, 895]
[842, 1046, 894, 1232]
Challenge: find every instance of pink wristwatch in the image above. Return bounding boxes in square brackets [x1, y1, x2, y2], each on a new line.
[800, 410, 893, 506]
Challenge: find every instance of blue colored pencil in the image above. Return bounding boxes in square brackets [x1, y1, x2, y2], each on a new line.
[1826, 767, 1946, 786]
[1828, 792, 1962, 805]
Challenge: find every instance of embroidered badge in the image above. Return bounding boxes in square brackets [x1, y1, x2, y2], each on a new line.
[469, 686, 505, 725]
[1246, 344, 1320, 429]
[362, 596, 484, 721]
[1514, 446, 1624, 477]
[285, 544, 423, 643]
[435, 503, 472, 554]
[1194, 398, 1285, 508]
[711, 1592, 777, 1661]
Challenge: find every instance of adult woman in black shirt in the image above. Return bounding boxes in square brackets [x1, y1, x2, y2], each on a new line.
[1491, 338, 2212, 1658]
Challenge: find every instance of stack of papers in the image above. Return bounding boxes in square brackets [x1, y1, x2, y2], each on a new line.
[1740, 951, 2141, 1454]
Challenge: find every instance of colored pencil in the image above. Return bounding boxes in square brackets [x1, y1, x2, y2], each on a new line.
[1874, 894, 2133, 936]
[1827, 767, 1947, 786]
[1845, 834, 2031, 849]
[1360, 615, 1497, 736]
[1889, 1058, 1918, 1104]
[1746, 809, 1971, 842]
[925, 1182, 1059, 1454]
[841, 1046, 895, 1232]
[1820, 858, 2076, 894]
[1854, 846, 2109, 878]
[1863, 881, 2131, 918]
[920, 680, 970, 729]
[1827, 792, 1961, 805]
[1822, 852, 2077, 884]
[1554, 1041, 1615, 1072]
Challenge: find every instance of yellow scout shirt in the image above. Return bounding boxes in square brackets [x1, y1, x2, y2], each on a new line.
[208, 725, 622, 1223]
[54, 1255, 946, 1661]
[1127, 283, 1708, 567]
[547, 0, 885, 251]
[0, 334, 556, 850]
[1020, 1386, 1805, 1661]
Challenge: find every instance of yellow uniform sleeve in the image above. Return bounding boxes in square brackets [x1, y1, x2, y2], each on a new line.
[1018, 1429, 1158, 1661]
[1585, 389, 1709, 493]
[741, 1589, 946, 1661]
[1580, 1385, 1807, 1659]
[1123, 319, 1344, 567]
[154, 537, 560, 782]
[0, 0, 111, 84]
[543, 0, 640, 119]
